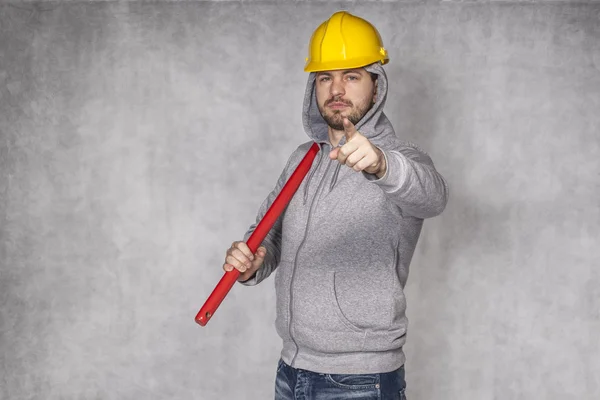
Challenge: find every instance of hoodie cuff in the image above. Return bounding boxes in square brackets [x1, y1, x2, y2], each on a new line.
[361, 147, 388, 180]
[362, 148, 407, 191]
[238, 271, 258, 285]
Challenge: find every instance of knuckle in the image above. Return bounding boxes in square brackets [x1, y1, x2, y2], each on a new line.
[234, 251, 249, 263]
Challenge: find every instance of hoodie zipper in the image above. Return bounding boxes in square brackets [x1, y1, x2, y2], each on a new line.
[288, 151, 333, 367]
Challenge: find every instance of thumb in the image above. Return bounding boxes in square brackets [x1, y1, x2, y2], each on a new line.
[329, 147, 339, 159]
[255, 246, 267, 259]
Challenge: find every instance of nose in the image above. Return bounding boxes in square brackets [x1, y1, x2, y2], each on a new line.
[330, 76, 345, 98]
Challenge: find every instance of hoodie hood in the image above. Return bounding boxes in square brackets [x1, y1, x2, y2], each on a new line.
[302, 62, 397, 148]
[301, 62, 398, 196]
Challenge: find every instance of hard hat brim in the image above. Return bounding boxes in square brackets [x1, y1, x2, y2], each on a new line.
[304, 57, 389, 73]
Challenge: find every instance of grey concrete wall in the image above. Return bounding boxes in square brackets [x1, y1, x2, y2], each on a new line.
[1, 1, 599, 399]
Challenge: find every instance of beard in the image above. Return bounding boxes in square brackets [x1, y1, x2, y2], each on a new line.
[318, 97, 373, 131]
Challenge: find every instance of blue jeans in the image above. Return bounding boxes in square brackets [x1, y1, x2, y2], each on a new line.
[274, 359, 407, 400]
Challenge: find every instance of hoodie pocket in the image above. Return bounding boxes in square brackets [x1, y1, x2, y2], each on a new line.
[331, 266, 398, 331]
[331, 264, 408, 352]
[290, 253, 407, 354]
[331, 271, 364, 333]
[291, 270, 367, 353]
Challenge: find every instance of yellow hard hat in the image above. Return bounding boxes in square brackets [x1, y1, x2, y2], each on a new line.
[304, 11, 389, 73]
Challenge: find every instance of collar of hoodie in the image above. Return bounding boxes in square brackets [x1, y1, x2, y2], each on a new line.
[302, 141, 342, 205]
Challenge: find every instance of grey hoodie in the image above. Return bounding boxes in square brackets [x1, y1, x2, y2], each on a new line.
[241, 63, 449, 374]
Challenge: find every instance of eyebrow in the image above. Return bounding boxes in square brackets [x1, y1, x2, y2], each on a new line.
[317, 70, 362, 77]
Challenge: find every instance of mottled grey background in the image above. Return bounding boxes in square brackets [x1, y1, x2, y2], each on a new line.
[1, 0, 599, 399]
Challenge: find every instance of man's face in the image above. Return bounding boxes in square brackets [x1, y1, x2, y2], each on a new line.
[315, 68, 377, 131]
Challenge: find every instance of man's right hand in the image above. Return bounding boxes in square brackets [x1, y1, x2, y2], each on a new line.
[223, 241, 267, 282]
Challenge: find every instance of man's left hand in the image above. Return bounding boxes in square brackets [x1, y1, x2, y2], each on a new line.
[329, 117, 387, 178]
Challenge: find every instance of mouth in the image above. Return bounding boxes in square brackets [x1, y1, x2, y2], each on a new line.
[327, 102, 350, 109]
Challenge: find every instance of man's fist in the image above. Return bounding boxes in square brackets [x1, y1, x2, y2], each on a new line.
[329, 118, 386, 178]
[223, 241, 267, 282]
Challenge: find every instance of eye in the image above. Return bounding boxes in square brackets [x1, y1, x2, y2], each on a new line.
[319, 76, 331, 82]
[347, 75, 359, 81]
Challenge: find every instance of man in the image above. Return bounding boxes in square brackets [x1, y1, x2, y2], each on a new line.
[222, 11, 448, 400]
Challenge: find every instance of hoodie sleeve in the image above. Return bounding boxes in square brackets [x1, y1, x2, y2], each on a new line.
[362, 144, 449, 219]
[237, 153, 296, 286]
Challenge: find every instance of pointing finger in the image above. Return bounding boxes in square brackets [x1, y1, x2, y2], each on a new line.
[343, 118, 358, 141]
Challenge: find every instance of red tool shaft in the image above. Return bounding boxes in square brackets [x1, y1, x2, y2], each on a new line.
[195, 142, 320, 326]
